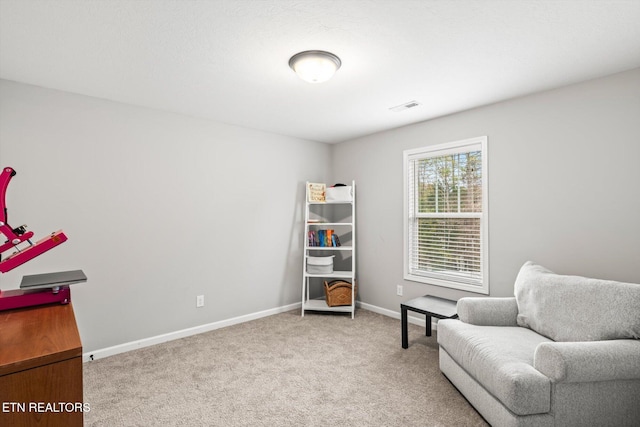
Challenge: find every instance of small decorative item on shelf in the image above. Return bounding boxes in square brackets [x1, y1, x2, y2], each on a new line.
[307, 182, 326, 202]
[324, 280, 357, 307]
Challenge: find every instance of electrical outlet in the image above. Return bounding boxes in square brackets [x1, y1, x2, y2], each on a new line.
[196, 295, 205, 308]
[396, 285, 403, 296]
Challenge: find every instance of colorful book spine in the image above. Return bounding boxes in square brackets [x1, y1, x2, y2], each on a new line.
[307, 229, 341, 247]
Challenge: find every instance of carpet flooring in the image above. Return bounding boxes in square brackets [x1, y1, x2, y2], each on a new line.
[83, 308, 488, 426]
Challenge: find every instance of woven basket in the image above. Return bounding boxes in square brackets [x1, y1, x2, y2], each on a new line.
[323, 280, 357, 307]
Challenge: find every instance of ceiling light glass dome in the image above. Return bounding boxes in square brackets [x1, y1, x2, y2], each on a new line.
[289, 50, 342, 83]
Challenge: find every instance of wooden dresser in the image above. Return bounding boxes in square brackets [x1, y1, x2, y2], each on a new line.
[0, 303, 83, 427]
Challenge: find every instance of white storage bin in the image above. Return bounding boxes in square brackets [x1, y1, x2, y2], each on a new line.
[307, 255, 334, 274]
[325, 186, 353, 202]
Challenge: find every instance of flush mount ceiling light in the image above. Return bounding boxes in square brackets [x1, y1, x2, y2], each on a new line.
[289, 50, 341, 83]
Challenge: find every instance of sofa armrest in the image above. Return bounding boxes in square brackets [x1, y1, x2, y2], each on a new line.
[534, 339, 640, 383]
[457, 297, 518, 326]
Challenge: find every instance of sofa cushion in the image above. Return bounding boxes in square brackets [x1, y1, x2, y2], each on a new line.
[437, 319, 552, 415]
[514, 262, 640, 342]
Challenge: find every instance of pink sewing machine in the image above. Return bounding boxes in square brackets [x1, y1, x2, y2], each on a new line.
[0, 166, 85, 311]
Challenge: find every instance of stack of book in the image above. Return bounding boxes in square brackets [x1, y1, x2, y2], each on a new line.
[308, 230, 341, 247]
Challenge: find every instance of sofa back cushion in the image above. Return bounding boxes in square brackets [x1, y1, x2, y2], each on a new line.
[514, 262, 640, 342]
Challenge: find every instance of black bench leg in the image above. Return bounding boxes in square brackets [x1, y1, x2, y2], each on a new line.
[426, 315, 432, 336]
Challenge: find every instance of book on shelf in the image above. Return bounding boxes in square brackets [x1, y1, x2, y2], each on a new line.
[307, 230, 341, 247]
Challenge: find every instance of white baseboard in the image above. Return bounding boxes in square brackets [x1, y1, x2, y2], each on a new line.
[84, 300, 435, 363]
[357, 301, 437, 330]
[83, 302, 302, 362]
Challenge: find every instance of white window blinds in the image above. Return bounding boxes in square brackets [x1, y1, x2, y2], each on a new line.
[404, 137, 488, 293]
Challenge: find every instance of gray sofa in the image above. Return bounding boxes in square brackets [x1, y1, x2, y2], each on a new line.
[437, 261, 640, 427]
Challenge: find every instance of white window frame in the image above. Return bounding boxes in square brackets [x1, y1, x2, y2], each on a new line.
[403, 136, 489, 294]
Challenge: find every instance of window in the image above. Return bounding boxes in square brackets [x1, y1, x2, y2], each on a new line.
[403, 136, 488, 294]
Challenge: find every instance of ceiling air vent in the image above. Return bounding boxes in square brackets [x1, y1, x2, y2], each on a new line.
[389, 100, 421, 112]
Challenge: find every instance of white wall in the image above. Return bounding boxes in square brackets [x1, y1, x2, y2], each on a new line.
[332, 68, 640, 309]
[0, 80, 331, 353]
[2, 69, 639, 354]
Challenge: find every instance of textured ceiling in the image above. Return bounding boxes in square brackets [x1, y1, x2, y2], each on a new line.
[1, 0, 640, 143]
